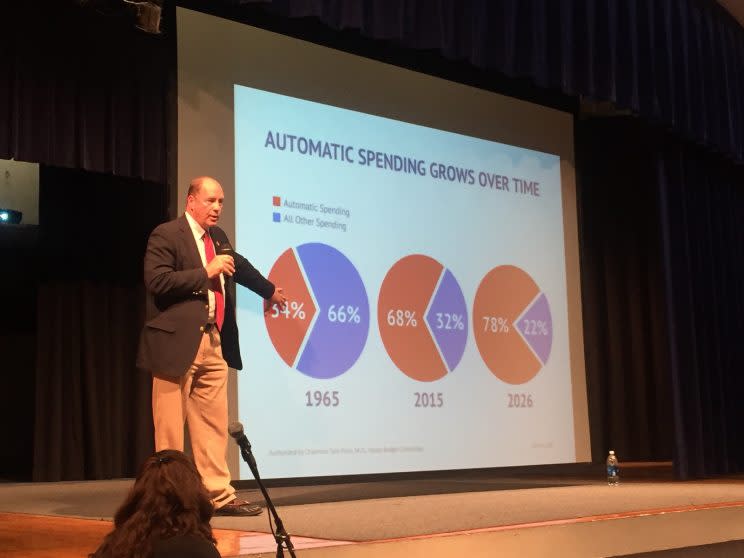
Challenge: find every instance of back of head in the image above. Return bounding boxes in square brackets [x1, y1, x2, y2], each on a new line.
[90, 450, 216, 558]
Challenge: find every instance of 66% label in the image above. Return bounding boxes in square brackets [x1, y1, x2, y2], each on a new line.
[327, 305, 361, 324]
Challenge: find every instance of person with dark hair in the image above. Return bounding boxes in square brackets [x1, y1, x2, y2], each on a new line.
[90, 449, 220, 558]
[137, 176, 287, 516]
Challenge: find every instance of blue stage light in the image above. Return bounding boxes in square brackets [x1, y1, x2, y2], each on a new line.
[0, 209, 22, 224]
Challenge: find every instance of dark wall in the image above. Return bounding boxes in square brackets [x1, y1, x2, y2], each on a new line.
[577, 117, 675, 462]
[0, 167, 167, 481]
[0, 225, 38, 480]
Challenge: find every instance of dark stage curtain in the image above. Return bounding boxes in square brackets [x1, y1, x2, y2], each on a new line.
[0, 226, 39, 480]
[576, 117, 674, 464]
[245, 0, 744, 164]
[32, 167, 167, 481]
[578, 115, 744, 477]
[34, 282, 154, 481]
[657, 145, 744, 479]
[0, 2, 171, 184]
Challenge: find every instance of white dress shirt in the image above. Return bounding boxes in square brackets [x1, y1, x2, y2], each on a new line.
[185, 212, 225, 323]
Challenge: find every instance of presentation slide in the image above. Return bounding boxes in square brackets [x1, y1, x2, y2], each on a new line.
[177, 7, 589, 480]
[234, 85, 573, 478]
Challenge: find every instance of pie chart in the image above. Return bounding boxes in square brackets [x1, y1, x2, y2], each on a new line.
[264, 243, 369, 379]
[473, 265, 553, 384]
[378, 255, 468, 382]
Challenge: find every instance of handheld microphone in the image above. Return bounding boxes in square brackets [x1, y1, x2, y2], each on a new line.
[209, 227, 234, 257]
[215, 238, 234, 257]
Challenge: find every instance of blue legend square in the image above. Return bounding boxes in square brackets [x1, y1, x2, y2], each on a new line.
[272, 212, 281, 223]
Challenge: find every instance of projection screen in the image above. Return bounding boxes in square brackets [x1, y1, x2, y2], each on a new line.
[177, 7, 590, 480]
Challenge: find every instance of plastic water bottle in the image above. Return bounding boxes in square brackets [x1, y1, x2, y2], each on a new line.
[606, 450, 619, 485]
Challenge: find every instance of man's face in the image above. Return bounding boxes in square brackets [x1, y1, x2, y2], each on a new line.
[187, 179, 224, 230]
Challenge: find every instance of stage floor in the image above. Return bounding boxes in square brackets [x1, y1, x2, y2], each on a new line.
[2, 466, 744, 557]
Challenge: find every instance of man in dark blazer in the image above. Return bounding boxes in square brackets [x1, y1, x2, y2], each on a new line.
[137, 176, 286, 516]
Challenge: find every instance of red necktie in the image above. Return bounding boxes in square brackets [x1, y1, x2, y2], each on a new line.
[203, 232, 225, 331]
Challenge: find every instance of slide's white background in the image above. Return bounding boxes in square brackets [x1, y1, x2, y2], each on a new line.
[177, 7, 590, 480]
[235, 85, 572, 478]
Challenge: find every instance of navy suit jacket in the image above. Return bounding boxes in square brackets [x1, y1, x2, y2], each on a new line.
[136, 215, 275, 377]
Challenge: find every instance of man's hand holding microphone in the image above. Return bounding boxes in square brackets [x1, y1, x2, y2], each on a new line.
[206, 254, 235, 278]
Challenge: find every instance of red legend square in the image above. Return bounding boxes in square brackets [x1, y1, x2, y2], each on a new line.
[272, 196, 281, 206]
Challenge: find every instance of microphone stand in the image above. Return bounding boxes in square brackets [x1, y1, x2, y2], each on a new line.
[236, 435, 297, 558]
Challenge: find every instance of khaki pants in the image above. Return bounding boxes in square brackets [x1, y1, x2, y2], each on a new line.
[151, 328, 235, 507]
